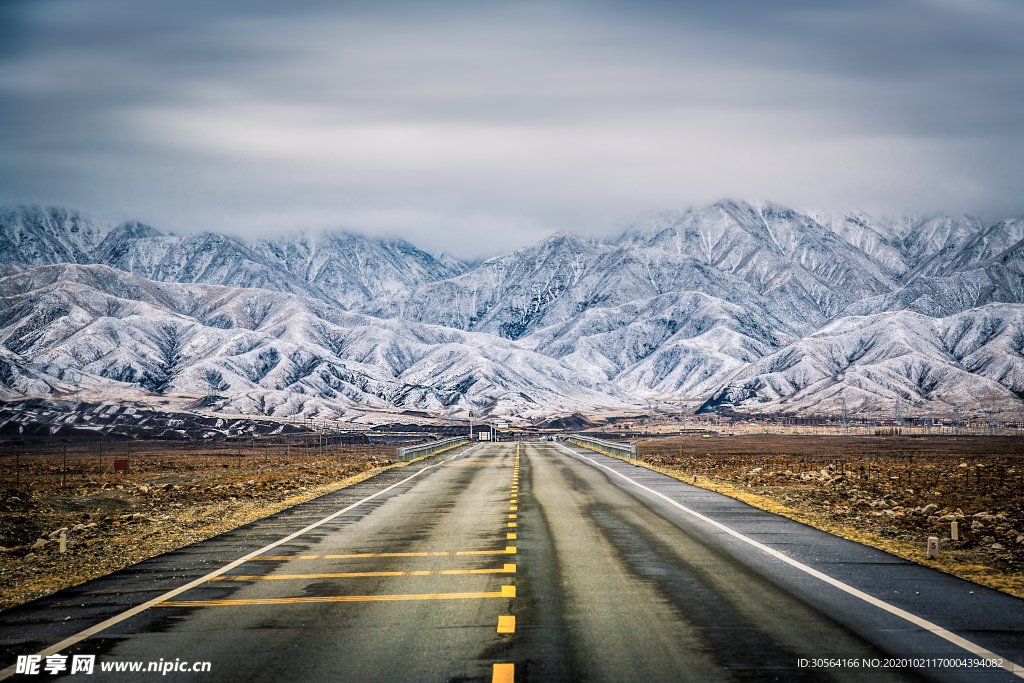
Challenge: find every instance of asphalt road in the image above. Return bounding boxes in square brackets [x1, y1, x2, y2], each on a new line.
[2, 441, 1023, 682]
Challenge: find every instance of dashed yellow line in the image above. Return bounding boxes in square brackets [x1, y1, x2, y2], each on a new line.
[160, 585, 516, 607]
[209, 564, 516, 581]
[495, 447, 519, 681]
[492, 663, 514, 683]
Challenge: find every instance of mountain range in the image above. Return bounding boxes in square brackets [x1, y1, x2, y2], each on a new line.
[1, 200, 1022, 421]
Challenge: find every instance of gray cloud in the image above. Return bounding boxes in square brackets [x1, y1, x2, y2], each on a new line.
[1, 0, 1023, 258]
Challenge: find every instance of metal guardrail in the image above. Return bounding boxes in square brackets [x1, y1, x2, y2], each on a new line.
[395, 436, 470, 462]
[566, 435, 639, 461]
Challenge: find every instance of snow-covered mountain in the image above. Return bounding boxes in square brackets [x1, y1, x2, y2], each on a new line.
[0, 206, 111, 267]
[251, 232, 467, 308]
[0, 206, 461, 309]
[699, 304, 1024, 415]
[524, 291, 791, 398]
[0, 263, 630, 419]
[1, 200, 1022, 418]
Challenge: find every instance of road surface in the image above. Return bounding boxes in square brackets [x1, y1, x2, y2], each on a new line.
[2, 441, 1023, 682]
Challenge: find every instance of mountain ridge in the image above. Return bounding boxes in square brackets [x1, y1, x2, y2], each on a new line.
[2, 200, 1022, 418]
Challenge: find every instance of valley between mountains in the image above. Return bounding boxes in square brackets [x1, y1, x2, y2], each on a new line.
[1, 200, 1022, 422]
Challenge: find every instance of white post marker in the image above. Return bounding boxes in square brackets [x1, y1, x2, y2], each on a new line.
[59, 532, 67, 554]
[554, 442, 1024, 679]
[927, 536, 939, 559]
[951, 521, 958, 541]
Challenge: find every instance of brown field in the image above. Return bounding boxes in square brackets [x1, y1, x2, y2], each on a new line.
[0, 436, 400, 612]
[637, 434, 1024, 596]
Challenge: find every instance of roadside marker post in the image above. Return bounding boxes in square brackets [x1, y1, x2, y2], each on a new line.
[951, 521, 958, 541]
[927, 536, 939, 559]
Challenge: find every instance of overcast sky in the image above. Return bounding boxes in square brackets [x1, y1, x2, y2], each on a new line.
[2, 0, 1023, 258]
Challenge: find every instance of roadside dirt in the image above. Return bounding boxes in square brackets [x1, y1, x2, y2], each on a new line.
[638, 434, 1024, 597]
[0, 441, 399, 612]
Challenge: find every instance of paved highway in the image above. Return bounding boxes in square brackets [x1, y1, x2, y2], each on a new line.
[2, 441, 1023, 682]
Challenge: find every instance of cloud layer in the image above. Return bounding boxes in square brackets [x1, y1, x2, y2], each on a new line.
[2, 0, 1023, 257]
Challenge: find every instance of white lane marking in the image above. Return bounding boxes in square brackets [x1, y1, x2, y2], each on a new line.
[0, 444, 483, 681]
[553, 442, 1024, 679]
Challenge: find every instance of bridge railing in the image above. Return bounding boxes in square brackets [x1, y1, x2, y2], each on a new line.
[566, 435, 639, 461]
[395, 437, 470, 462]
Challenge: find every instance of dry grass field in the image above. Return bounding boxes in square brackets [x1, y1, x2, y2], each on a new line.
[0, 436, 399, 612]
[637, 434, 1024, 596]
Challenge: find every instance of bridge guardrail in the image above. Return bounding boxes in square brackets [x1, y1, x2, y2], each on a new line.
[566, 435, 639, 461]
[395, 436, 470, 462]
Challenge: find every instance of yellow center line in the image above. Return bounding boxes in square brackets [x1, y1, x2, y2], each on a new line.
[497, 615, 516, 634]
[209, 564, 516, 581]
[160, 585, 516, 607]
[249, 547, 516, 561]
[493, 663, 514, 683]
[507, 533, 516, 540]
[507, 522, 517, 527]
[510, 506, 517, 511]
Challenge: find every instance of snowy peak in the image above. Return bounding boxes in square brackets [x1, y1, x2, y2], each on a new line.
[360, 230, 606, 339]
[252, 230, 465, 308]
[0, 206, 471, 310]
[0, 205, 111, 267]
[812, 210, 995, 279]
